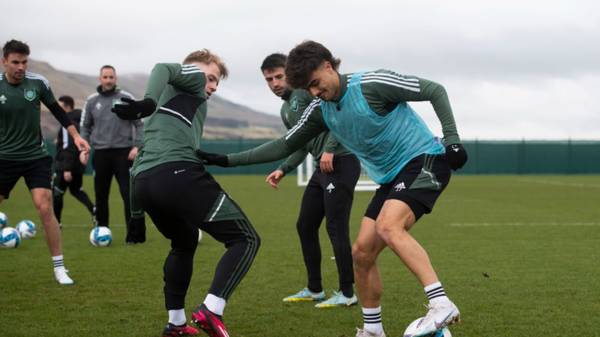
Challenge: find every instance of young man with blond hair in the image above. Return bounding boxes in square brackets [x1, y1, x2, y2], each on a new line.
[198, 41, 468, 337]
[113, 49, 260, 337]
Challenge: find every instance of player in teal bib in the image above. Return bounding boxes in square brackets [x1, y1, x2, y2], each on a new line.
[198, 41, 467, 337]
[320, 71, 444, 184]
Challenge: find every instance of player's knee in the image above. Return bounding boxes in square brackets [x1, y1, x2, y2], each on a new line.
[35, 200, 54, 218]
[375, 219, 407, 242]
[247, 229, 261, 251]
[352, 242, 376, 268]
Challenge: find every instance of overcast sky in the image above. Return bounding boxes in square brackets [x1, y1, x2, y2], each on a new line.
[3, 0, 599, 139]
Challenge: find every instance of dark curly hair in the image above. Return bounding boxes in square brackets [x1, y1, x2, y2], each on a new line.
[285, 40, 340, 89]
[3, 39, 30, 58]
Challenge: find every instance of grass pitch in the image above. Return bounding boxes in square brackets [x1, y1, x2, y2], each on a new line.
[1, 175, 599, 337]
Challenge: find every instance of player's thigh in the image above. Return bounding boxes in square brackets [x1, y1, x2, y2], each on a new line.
[376, 199, 417, 231]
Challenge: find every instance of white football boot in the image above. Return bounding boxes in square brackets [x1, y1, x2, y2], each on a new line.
[355, 328, 386, 337]
[409, 301, 460, 337]
[54, 268, 74, 285]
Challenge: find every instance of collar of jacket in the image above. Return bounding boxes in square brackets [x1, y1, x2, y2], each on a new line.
[281, 89, 292, 101]
[331, 73, 348, 103]
[97, 85, 118, 97]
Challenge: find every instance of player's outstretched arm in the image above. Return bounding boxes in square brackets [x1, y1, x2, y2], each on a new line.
[372, 70, 468, 170]
[112, 97, 156, 120]
[197, 138, 296, 168]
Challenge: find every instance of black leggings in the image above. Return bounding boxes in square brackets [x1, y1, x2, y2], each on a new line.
[135, 162, 260, 310]
[297, 154, 361, 297]
[52, 170, 94, 223]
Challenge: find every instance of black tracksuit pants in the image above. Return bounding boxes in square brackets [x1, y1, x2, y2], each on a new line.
[298, 154, 361, 297]
[134, 161, 260, 310]
[93, 148, 145, 242]
[52, 170, 95, 223]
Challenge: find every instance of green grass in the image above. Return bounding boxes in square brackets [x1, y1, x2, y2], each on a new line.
[1, 175, 599, 337]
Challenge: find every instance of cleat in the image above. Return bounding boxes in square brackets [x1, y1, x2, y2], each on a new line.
[191, 304, 229, 337]
[282, 287, 325, 302]
[54, 268, 74, 285]
[315, 291, 357, 308]
[162, 323, 199, 336]
[355, 327, 386, 337]
[409, 301, 460, 337]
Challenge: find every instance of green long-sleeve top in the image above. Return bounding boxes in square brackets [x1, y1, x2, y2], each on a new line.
[276, 89, 350, 174]
[227, 69, 461, 168]
[131, 63, 207, 177]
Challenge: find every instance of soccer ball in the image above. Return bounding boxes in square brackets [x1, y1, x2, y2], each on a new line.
[0, 211, 7, 228]
[198, 229, 203, 242]
[403, 317, 452, 337]
[16, 220, 36, 239]
[0, 227, 21, 248]
[89, 226, 112, 247]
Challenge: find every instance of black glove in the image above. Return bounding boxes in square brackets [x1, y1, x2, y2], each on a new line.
[196, 149, 229, 167]
[112, 98, 156, 120]
[445, 144, 468, 170]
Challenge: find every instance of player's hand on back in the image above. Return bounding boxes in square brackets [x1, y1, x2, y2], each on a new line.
[320, 152, 334, 173]
[265, 170, 285, 189]
[196, 149, 229, 167]
[112, 97, 156, 120]
[445, 143, 468, 170]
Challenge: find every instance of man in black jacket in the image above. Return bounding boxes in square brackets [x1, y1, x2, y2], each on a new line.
[52, 95, 95, 226]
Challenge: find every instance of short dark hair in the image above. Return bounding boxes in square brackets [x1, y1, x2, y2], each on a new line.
[285, 40, 341, 89]
[100, 65, 116, 73]
[58, 96, 75, 109]
[3, 39, 30, 58]
[261, 53, 287, 72]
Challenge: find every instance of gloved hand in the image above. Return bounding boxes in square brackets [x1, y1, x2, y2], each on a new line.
[112, 97, 156, 120]
[445, 144, 468, 170]
[196, 149, 229, 167]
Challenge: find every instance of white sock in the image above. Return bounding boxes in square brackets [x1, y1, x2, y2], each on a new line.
[168, 309, 186, 326]
[362, 306, 383, 335]
[204, 293, 226, 316]
[424, 281, 450, 305]
[52, 255, 65, 271]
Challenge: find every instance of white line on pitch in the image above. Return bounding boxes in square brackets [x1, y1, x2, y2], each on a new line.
[516, 178, 600, 188]
[449, 222, 600, 227]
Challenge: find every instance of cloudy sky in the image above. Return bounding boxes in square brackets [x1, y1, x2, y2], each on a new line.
[3, 0, 599, 139]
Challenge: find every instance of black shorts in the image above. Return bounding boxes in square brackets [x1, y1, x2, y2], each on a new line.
[364, 154, 451, 221]
[0, 156, 53, 199]
[134, 161, 248, 236]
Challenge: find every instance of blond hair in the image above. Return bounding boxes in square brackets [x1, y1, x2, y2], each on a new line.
[183, 49, 228, 79]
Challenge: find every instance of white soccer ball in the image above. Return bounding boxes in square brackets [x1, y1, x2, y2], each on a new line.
[198, 229, 203, 242]
[0, 227, 21, 248]
[0, 211, 7, 228]
[16, 220, 36, 239]
[403, 317, 452, 337]
[89, 226, 112, 247]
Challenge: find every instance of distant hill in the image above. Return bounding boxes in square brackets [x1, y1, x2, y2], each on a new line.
[1, 59, 284, 139]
